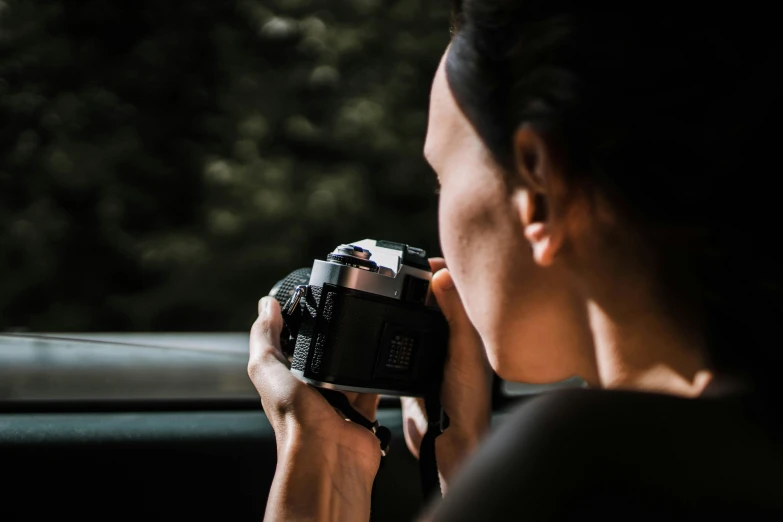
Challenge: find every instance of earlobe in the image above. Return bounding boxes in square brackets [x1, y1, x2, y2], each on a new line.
[513, 189, 562, 267]
[524, 222, 560, 267]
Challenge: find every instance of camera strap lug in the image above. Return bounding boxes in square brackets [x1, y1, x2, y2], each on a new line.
[283, 285, 308, 316]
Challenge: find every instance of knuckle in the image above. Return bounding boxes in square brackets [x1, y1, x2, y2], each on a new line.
[247, 358, 261, 379]
[272, 395, 295, 418]
[270, 391, 305, 421]
[247, 349, 275, 381]
[251, 315, 270, 336]
[249, 320, 266, 345]
[250, 317, 281, 354]
[248, 343, 280, 379]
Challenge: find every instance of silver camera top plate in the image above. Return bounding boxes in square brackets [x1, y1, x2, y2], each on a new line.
[308, 239, 434, 303]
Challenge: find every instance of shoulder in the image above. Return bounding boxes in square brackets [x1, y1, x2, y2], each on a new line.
[489, 387, 669, 453]
[502, 385, 677, 432]
[429, 387, 783, 521]
[428, 388, 701, 521]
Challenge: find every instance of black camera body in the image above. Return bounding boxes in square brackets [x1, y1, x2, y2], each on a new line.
[270, 240, 448, 397]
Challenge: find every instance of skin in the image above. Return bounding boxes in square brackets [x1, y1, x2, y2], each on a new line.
[424, 51, 597, 386]
[249, 47, 714, 522]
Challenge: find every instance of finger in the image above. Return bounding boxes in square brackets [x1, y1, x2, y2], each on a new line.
[250, 297, 287, 365]
[248, 303, 325, 428]
[401, 397, 428, 459]
[431, 269, 473, 334]
[352, 393, 381, 422]
[248, 298, 298, 397]
[429, 257, 446, 273]
[340, 393, 380, 422]
[431, 269, 490, 382]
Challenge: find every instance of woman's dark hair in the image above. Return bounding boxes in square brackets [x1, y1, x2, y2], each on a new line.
[447, 2, 783, 395]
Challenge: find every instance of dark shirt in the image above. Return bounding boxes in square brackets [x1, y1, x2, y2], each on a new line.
[430, 386, 783, 521]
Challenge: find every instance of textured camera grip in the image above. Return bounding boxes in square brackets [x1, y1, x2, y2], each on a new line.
[291, 286, 321, 372]
[311, 289, 341, 375]
[270, 267, 311, 309]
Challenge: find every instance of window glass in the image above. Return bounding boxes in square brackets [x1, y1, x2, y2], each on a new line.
[0, 2, 449, 332]
[503, 376, 587, 397]
[0, 334, 253, 400]
[0, 3, 585, 402]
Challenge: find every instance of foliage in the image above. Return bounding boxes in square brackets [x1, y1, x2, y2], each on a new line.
[0, 0, 450, 331]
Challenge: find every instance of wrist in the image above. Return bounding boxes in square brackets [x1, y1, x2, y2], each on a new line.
[281, 426, 380, 484]
[445, 411, 490, 456]
[435, 424, 486, 487]
[295, 438, 376, 478]
[265, 432, 376, 522]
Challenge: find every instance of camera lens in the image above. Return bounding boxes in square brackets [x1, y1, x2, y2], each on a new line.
[269, 267, 312, 308]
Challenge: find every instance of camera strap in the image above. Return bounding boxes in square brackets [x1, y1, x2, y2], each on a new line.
[316, 387, 392, 456]
[315, 387, 447, 500]
[281, 282, 447, 499]
[420, 390, 448, 500]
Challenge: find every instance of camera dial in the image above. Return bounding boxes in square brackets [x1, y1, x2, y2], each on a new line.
[327, 244, 379, 272]
[337, 245, 370, 259]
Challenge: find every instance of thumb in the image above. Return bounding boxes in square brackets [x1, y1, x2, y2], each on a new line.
[431, 268, 489, 387]
[431, 268, 472, 335]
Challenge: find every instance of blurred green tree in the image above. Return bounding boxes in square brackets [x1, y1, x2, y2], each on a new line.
[0, 0, 450, 331]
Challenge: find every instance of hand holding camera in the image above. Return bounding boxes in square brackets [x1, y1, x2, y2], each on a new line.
[248, 296, 382, 521]
[248, 240, 490, 511]
[249, 239, 448, 517]
[269, 239, 449, 398]
[401, 258, 493, 490]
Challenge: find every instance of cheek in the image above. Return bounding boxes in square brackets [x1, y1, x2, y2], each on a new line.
[437, 169, 518, 347]
[436, 165, 588, 385]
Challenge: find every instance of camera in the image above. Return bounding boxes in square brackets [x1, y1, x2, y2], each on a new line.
[269, 239, 449, 397]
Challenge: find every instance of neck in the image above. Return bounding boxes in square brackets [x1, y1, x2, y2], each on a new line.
[586, 299, 713, 397]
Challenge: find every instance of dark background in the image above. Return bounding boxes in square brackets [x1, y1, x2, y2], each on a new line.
[0, 0, 450, 332]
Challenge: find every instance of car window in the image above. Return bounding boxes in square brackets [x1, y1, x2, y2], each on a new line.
[503, 376, 586, 397]
[0, 334, 254, 401]
[0, 2, 448, 333]
[0, 2, 574, 401]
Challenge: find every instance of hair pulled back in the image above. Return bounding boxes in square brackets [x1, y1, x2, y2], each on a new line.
[447, 1, 783, 396]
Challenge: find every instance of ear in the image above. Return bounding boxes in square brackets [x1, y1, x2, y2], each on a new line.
[511, 125, 564, 267]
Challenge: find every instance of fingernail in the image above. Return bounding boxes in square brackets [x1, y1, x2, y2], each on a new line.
[436, 269, 455, 291]
[261, 296, 271, 314]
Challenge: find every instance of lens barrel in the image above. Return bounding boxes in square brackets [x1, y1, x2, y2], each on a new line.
[269, 267, 311, 309]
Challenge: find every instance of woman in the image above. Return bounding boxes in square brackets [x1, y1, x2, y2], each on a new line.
[248, 2, 783, 520]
